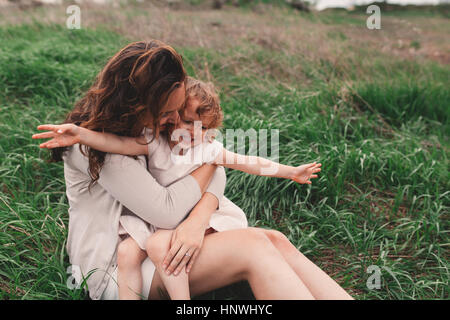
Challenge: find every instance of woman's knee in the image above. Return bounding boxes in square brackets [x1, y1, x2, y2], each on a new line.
[230, 228, 284, 279]
[262, 229, 291, 246]
[241, 227, 279, 254]
[247, 227, 295, 255]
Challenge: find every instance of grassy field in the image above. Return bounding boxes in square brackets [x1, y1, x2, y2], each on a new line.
[0, 1, 448, 299]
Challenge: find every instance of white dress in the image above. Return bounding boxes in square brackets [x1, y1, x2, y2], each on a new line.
[119, 129, 248, 250]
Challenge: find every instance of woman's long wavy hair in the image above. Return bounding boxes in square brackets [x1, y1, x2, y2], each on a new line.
[51, 40, 186, 188]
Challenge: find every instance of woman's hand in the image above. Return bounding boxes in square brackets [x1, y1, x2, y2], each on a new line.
[289, 162, 322, 184]
[32, 124, 81, 149]
[162, 216, 207, 276]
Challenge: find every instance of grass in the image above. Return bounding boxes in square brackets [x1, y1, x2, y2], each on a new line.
[0, 3, 449, 300]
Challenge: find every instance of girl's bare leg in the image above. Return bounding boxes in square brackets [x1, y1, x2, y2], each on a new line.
[146, 229, 190, 300]
[117, 237, 148, 300]
[256, 228, 353, 300]
[148, 228, 315, 300]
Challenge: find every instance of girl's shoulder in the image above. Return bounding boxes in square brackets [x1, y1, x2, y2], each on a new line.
[200, 139, 223, 164]
[202, 138, 223, 150]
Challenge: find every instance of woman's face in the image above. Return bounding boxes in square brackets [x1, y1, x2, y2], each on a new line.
[144, 82, 186, 131]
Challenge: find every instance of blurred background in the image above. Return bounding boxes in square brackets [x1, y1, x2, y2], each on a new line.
[0, 0, 448, 300]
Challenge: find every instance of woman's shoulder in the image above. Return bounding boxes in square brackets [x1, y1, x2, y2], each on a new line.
[63, 144, 146, 173]
[62, 144, 91, 177]
[62, 144, 85, 162]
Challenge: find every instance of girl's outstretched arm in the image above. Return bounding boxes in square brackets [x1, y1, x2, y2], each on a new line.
[214, 148, 322, 185]
[32, 123, 148, 156]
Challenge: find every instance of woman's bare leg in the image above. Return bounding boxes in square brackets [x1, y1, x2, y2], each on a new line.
[146, 229, 190, 300]
[256, 228, 353, 300]
[148, 228, 315, 300]
[117, 237, 148, 300]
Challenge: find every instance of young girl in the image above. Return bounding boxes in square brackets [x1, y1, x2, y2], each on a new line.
[33, 77, 322, 300]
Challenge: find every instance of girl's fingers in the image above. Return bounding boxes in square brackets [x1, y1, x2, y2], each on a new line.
[311, 174, 318, 179]
[40, 142, 53, 149]
[306, 162, 321, 169]
[32, 132, 55, 140]
[49, 142, 61, 149]
[37, 124, 60, 132]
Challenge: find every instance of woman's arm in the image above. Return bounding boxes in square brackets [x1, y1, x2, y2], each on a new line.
[33, 124, 148, 156]
[66, 144, 221, 229]
[215, 148, 322, 184]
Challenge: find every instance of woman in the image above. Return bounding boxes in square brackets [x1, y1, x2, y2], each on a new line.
[34, 40, 353, 300]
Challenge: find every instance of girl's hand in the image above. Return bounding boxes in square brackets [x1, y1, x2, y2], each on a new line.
[289, 162, 322, 184]
[32, 124, 81, 149]
[162, 216, 206, 276]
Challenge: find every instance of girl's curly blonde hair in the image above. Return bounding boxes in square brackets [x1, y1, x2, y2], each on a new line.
[185, 76, 223, 129]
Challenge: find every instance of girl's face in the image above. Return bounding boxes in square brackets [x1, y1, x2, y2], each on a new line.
[143, 82, 186, 131]
[173, 97, 214, 147]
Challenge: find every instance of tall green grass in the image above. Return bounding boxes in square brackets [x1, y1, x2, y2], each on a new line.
[0, 21, 448, 300]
